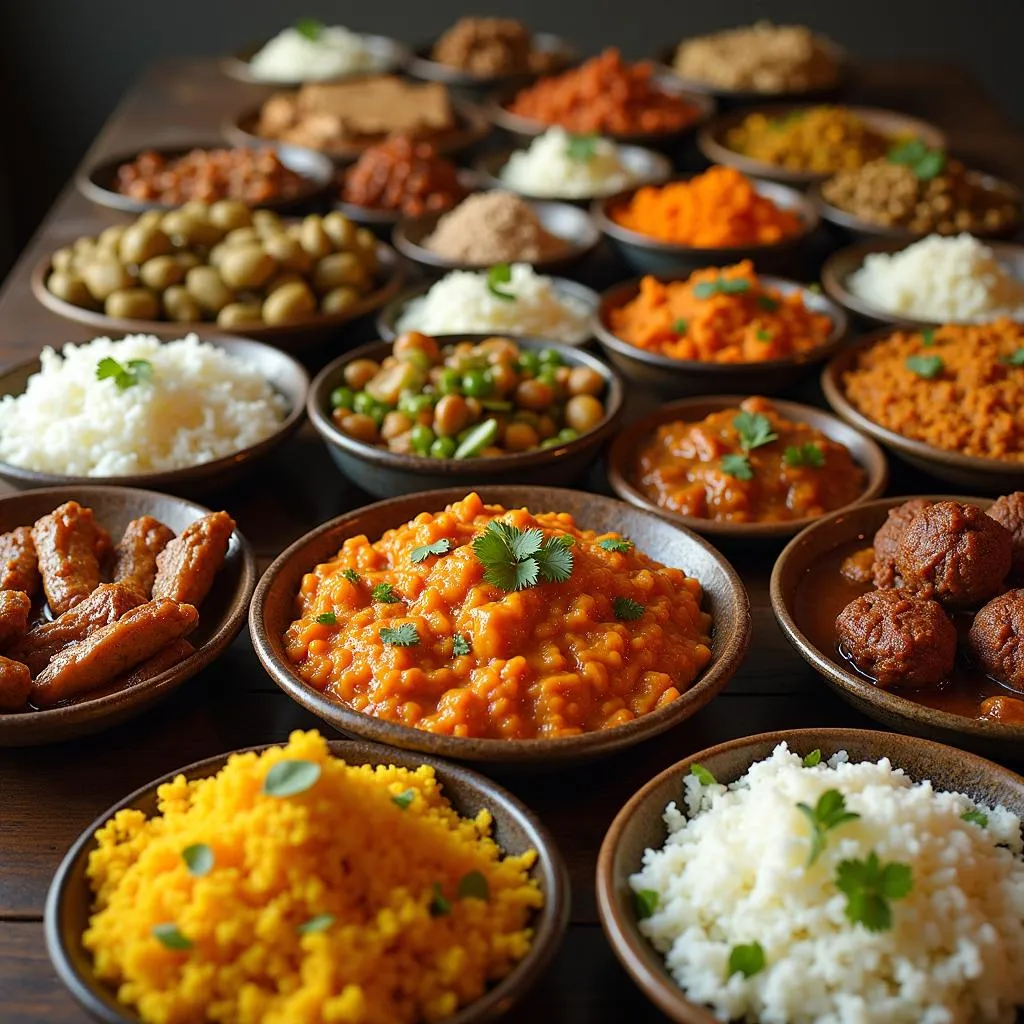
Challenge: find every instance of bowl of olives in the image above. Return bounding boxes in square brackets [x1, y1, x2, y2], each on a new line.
[32, 201, 405, 351]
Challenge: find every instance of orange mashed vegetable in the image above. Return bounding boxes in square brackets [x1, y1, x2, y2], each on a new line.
[607, 261, 833, 363]
[284, 493, 713, 740]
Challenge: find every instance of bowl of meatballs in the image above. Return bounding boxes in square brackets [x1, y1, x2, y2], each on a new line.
[771, 492, 1024, 757]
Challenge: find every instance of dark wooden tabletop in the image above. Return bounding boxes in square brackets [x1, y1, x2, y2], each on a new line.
[1, 57, 1023, 1024]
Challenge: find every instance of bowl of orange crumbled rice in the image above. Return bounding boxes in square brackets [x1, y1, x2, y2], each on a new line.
[46, 729, 569, 1024]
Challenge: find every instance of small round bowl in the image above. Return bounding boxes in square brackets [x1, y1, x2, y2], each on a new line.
[220, 33, 411, 88]
[594, 274, 848, 397]
[822, 329, 1024, 493]
[377, 276, 600, 347]
[393, 199, 600, 276]
[249, 485, 751, 770]
[32, 242, 404, 354]
[0, 335, 308, 496]
[769, 495, 1024, 759]
[45, 737, 570, 1024]
[822, 237, 1024, 328]
[597, 726, 1024, 1022]
[76, 140, 336, 214]
[697, 105, 947, 188]
[0, 485, 255, 747]
[472, 145, 673, 207]
[592, 176, 819, 276]
[607, 395, 888, 542]
[309, 336, 624, 498]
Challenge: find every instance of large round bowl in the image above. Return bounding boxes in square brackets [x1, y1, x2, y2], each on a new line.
[249, 485, 751, 769]
[46, 738, 570, 1024]
[770, 494, 1024, 759]
[822, 329, 1024, 493]
[594, 274, 848, 397]
[0, 335, 308, 495]
[0, 486, 255, 747]
[309, 336, 624, 498]
[607, 395, 889, 542]
[597, 726, 1024, 1023]
[592, 177, 819, 276]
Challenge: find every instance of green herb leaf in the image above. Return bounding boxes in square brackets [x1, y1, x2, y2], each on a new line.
[756, 328, 773, 342]
[673, 318, 688, 334]
[472, 521, 573, 592]
[298, 913, 335, 934]
[1003, 347, 1024, 366]
[181, 843, 214, 877]
[906, 354, 944, 379]
[921, 328, 936, 347]
[429, 882, 451, 917]
[888, 138, 947, 181]
[411, 539, 451, 563]
[392, 788, 416, 810]
[262, 759, 322, 798]
[802, 749, 822, 767]
[835, 851, 913, 931]
[96, 356, 153, 391]
[693, 280, 719, 299]
[534, 536, 574, 583]
[294, 17, 325, 40]
[727, 941, 766, 979]
[315, 612, 337, 625]
[888, 138, 929, 166]
[371, 582, 401, 604]
[342, 568, 361, 585]
[152, 923, 192, 950]
[613, 596, 644, 621]
[808, 282, 823, 295]
[565, 132, 598, 162]
[486, 262, 515, 301]
[720, 278, 751, 294]
[380, 623, 420, 647]
[784, 443, 825, 469]
[757, 294, 780, 312]
[635, 888, 659, 919]
[452, 633, 471, 657]
[733, 411, 778, 453]
[962, 809, 989, 827]
[914, 150, 946, 180]
[598, 537, 634, 553]
[690, 763, 717, 786]
[721, 454, 753, 481]
[457, 870, 490, 902]
[796, 789, 860, 866]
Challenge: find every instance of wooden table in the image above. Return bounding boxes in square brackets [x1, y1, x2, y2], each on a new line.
[1, 58, 1022, 1024]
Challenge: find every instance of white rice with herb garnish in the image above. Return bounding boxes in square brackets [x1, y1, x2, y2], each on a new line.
[248, 23, 380, 82]
[0, 334, 288, 476]
[629, 742, 1024, 1024]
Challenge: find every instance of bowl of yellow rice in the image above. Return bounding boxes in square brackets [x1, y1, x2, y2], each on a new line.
[45, 729, 569, 1024]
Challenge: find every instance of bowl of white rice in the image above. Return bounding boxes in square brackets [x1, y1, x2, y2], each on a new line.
[598, 728, 1024, 1024]
[0, 333, 308, 494]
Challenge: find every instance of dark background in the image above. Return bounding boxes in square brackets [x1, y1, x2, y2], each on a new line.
[1, 0, 1022, 276]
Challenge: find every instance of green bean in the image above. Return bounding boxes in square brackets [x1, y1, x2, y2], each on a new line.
[454, 419, 499, 459]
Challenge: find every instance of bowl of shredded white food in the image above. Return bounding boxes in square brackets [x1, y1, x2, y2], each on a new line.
[598, 729, 1024, 1024]
[0, 333, 308, 494]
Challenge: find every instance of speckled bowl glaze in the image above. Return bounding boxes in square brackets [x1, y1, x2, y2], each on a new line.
[46, 738, 570, 1024]
[249, 485, 751, 769]
[0, 486, 255, 747]
[597, 726, 1024, 1023]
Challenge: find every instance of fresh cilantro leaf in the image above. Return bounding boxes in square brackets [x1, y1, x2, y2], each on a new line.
[673, 318, 688, 334]
[727, 941, 766, 979]
[888, 138, 929, 166]
[534, 536, 574, 583]
[181, 843, 214, 876]
[756, 294, 780, 312]
[756, 328, 773, 342]
[95, 356, 122, 382]
[921, 328, 936, 347]
[565, 132, 598, 162]
[371, 582, 401, 604]
[510, 526, 544, 560]
[294, 17, 325, 40]
[613, 596, 644, 621]
[452, 634, 471, 657]
[380, 623, 419, 647]
[429, 882, 451, 917]
[961, 809, 988, 827]
[888, 138, 946, 180]
[152, 923, 192, 950]
[796, 789, 860, 866]
[693, 280, 719, 299]
[486, 262, 515, 301]
[298, 913, 335, 933]
[733, 411, 777, 452]
[1003, 347, 1024, 366]
[392, 788, 416, 810]
[914, 150, 946, 180]
[835, 851, 912, 932]
[906, 355, 944, 378]
[262, 760, 321, 797]
[598, 537, 634, 553]
[411, 539, 451, 563]
[635, 889, 659, 919]
[342, 568, 361, 585]
[802, 749, 822, 767]
[720, 278, 750, 294]
[96, 356, 153, 391]
[472, 521, 573, 592]
[315, 612, 337, 625]
[457, 870, 490, 901]
[721, 453, 753, 480]
[784, 443, 825, 469]
[690, 763, 717, 786]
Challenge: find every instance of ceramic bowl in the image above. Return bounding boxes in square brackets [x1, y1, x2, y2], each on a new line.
[393, 198, 600, 276]
[376, 277, 599, 347]
[0, 336, 308, 495]
[607, 395, 889, 542]
[697, 105, 946, 189]
[591, 177, 819, 276]
[822, 330, 1024, 492]
[308, 336, 624, 498]
[594, 274, 848, 397]
[46, 737, 569, 1024]
[597, 726, 1024, 1022]
[249, 485, 751, 769]
[0, 486, 255, 747]
[770, 494, 1024, 758]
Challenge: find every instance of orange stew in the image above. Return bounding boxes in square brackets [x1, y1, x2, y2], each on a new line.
[607, 261, 833, 363]
[636, 397, 866, 523]
[284, 493, 713, 739]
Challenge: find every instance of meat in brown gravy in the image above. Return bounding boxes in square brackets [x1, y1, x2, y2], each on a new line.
[0, 656, 31, 711]
[32, 502, 108, 616]
[0, 527, 40, 596]
[0, 590, 31, 649]
[109, 638, 195, 692]
[152, 512, 234, 609]
[112, 516, 176, 599]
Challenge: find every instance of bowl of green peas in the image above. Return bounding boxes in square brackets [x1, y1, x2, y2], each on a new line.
[307, 332, 625, 498]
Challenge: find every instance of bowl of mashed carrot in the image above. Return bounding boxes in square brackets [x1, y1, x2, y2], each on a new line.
[250, 488, 750, 768]
[46, 729, 570, 1024]
[595, 261, 847, 396]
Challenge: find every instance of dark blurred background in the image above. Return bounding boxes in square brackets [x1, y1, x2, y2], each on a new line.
[1, 0, 1022, 275]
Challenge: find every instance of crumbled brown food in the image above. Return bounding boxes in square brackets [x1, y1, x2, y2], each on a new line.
[0, 527, 40, 596]
[988, 492, 1024, 577]
[840, 547, 876, 584]
[107, 638, 195, 691]
[431, 17, 555, 76]
[979, 695, 1024, 723]
[152, 512, 235, 608]
[969, 589, 1024, 689]
[0, 590, 31, 649]
[0, 657, 31, 711]
[112, 516, 176, 600]
[872, 499, 934, 588]
[33, 502, 108, 615]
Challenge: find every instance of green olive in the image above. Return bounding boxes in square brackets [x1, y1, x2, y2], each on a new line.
[224, 227, 259, 248]
[208, 200, 252, 232]
[51, 248, 74, 274]
[119, 223, 173, 265]
[321, 286, 360, 316]
[322, 211, 357, 250]
[105, 287, 160, 320]
[219, 244, 277, 290]
[80, 257, 134, 302]
[262, 233, 313, 273]
[216, 302, 265, 329]
[139, 254, 186, 291]
[252, 210, 284, 237]
[299, 216, 332, 259]
[97, 225, 126, 254]
[313, 252, 368, 294]
[185, 266, 234, 315]
[162, 285, 202, 322]
[47, 270, 97, 309]
[261, 281, 316, 325]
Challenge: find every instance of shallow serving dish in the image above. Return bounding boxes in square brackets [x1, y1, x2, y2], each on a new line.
[249, 485, 750, 769]
[607, 395, 888, 542]
[46, 737, 569, 1024]
[597, 726, 1024, 1022]
[592, 176, 819, 276]
[594, 274, 848, 397]
[0, 485, 255, 747]
[822, 329, 1024, 492]
[309, 336, 624, 498]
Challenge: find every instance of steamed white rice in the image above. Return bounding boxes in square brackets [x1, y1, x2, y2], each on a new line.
[248, 24, 379, 82]
[630, 742, 1024, 1024]
[0, 334, 288, 476]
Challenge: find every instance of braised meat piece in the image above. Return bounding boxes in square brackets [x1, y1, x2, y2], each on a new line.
[0, 527, 40, 596]
[109, 638, 195, 691]
[840, 547, 875, 583]
[871, 499, 933, 588]
[988, 492, 1024, 578]
[969, 589, 1024, 690]
[112, 516, 176, 599]
[0, 656, 31, 711]
[33, 501, 108, 615]
[979, 695, 1024, 723]
[0, 590, 31, 649]
[152, 512, 234, 608]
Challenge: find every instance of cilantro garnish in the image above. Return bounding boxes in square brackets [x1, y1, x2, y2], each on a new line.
[802, 749, 822, 767]
[693, 276, 751, 299]
[888, 138, 946, 180]
[721, 453, 753, 480]
[1003, 348, 1024, 366]
[727, 941, 766, 979]
[905, 354, 944, 379]
[733, 411, 777, 453]
[796, 789, 860, 866]
[613, 596, 644, 621]
[472, 521, 573, 592]
[297, 913, 335, 934]
[673, 318, 688, 334]
[921, 328, 936, 347]
[835, 851, 913, 931]
[315, 612, 337, 625]
[961, 809, 988, 827]
[634, 889, 659, 919]
[599, 537, 633, 553]
[486, 263, 515, 301]
[294, 17, 325, 40]
[380, 623, 419, 647]
[392, 788, 416, 810]
[411, 539, 451, 563]
[784, 443, 825, 469]
[182, 843, 214, 877]
[457, 870, 490, 902]
[371, 582, 401, 604]
[96, 356, 153, 391]
[262, 760, 321, 797]
[152, 923, 192, 950]
[452, 634, 471, 657]
[565, 132, 598, 162]
[690, 763, 717, 785]
[342, 569, 361, 585]
[429, 882, 451, 917]
[756, 328, 773, 342]
[756, 294, 780, 312]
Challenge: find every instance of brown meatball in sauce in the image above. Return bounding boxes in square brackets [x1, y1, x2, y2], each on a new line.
[969, 589, 1024, 691]
[871, 498, 933, 588]
[979, 695, 1024, 723]
[988, 492, 1024, 578]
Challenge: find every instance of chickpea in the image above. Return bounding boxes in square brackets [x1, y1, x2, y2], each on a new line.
[465, 397, 483, 421]
[489, 362, 518, 396]
[343, 359, 381, 390]
[515, 379, 554, 412]
[504, 422, 540, 452]
[479, 446, 504, 458]
[51, 247, 74, 273]
[433, 394, 472, 438]
[393, 331, 440, 362]
[536, 414, 557, 440]
[381, 410, 414, 441]
[565, 394, 605, 433]
[477, 336, 520, 363]
[567, 366, 605, 397]
[338, 412, 379, 444]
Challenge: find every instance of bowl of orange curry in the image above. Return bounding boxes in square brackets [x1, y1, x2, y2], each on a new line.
[249, 487, 750, 768]
[608, 396, 888, 541]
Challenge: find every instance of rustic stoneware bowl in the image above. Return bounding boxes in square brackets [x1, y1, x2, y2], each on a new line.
[591, 176, 819, 276]
[0, 485, 255, 747]
[607, 395, 889, 542]
[309, 337, 624, 498]
[249, 485, 750, 769]
[597, 726, 1024, 1023]
[0, 335, 309, 496]
[46, 737, 569, 1024]
[594, 274, 848, 397]
[822, 330, 1024, 493]
[770, 494, 1024, 758]
[697, 105, 947, 188]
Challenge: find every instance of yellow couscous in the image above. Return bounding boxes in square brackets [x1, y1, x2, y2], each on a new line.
[83, 730, 542, 1024]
